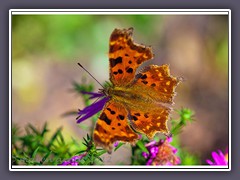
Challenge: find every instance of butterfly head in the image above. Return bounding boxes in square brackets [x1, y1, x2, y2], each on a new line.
[98, 86, 112, 97]
[98, 81, 114, 97]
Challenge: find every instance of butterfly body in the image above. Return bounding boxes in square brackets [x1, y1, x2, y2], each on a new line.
[108, 86, 156, 105]
[93, 28, 181, 153]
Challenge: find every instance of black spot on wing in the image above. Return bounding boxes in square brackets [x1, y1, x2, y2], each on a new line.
[144, 113, 149, 118]
[132, 116, 138, 121]
[110, 57, 122, 68]
[141, 80, 148, 84]
[135, 73, 143, 79]
[99, 112, 112, 125]
[126, 68, 133, 73]
[118, 115, 125, 120]
[140, 74, 147, 79]
[118, 69, 123, 74]
[134, 113, 141, 116]
[151, 83, 156, 87]
[137, 59, 141, 64]
[106, 107, 116, 115]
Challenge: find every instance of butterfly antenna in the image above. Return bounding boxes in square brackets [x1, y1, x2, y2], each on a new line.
[77, 63, 104, 88]
[92, 96, 102, 105]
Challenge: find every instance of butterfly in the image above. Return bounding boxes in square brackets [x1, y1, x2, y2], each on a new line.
[79, 27, 181, 153]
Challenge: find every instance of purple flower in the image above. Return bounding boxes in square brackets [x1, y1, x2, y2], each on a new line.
[142, 138, 181, 166]
[146, 158, 153, 166]
[76, 91, 109, 123]
[142, 152, 149, 159]
[206, 149, 228, 165]
[113, 141, 119, 147]
[80, 91, 104, 99]
[59, 153, 87, 166]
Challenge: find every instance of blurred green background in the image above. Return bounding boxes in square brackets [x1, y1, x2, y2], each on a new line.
[12, 14, 229, 164]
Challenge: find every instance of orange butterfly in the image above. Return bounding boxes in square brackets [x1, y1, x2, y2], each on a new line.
[77, 28, 181, 153]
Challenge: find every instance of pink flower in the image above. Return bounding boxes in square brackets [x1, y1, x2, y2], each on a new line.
[206, 149, 228, 165]
[142, 138, 181, 165]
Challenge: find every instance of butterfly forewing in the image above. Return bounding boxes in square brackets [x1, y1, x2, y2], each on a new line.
[109, 28, 153, 87]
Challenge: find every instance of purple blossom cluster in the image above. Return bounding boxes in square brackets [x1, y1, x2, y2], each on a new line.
[142, 138, 181, 166]
[60, 153, 87, 166]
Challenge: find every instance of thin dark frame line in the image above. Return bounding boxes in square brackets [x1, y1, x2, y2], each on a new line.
[9, 10, 231, 170]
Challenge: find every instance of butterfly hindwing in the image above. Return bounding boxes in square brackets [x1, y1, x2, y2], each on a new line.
[109, 28, 153, 87]
[128, 107, 171, 139]
[93, 100, 138, 153]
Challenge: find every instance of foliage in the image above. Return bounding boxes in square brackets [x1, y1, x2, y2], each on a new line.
[12, 122, 81, 165]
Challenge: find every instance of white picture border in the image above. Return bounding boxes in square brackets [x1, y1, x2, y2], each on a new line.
[9, 9, 231, 171]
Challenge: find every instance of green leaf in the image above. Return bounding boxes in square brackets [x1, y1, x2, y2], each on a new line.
[59, 131, 65, 145]
[41, 122, 49, 137]
[32, 146, 40, 158]
[82, 155, 92, 165]
[136, 141, 148, 153]
[40, 151, 52, 164]
[76, 149, 87, 154]
[83, 136, 88, 144]
[97, 150, 107, 156]
[82, 142, 88, 147]
[47, 127, 62, 148]
[72, 81, 94, 94]
[28, 124, 40, 135]
[114, 142, 124, 151]
[87, 133, 90, 141]
[96, 156, 103, 163]
[179, 108, 194, 123]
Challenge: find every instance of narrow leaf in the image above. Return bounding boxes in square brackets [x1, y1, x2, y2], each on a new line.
[114, 142, 124, 151]
[97, 150, 107, 156]
[136, 140, 148, 153]
[40, 151, 52, 164]
[28, 124, 40, 135]
[32, 146, 40, 158]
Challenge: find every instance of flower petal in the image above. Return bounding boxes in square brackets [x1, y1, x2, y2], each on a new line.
[207, 149, 228, 165]
[145, 140, 157, 147]
[212, 151, 221, 165]
[77, 97, 109, 123]
[206, 159, 214, 165]
[142, 152, 149, 159]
